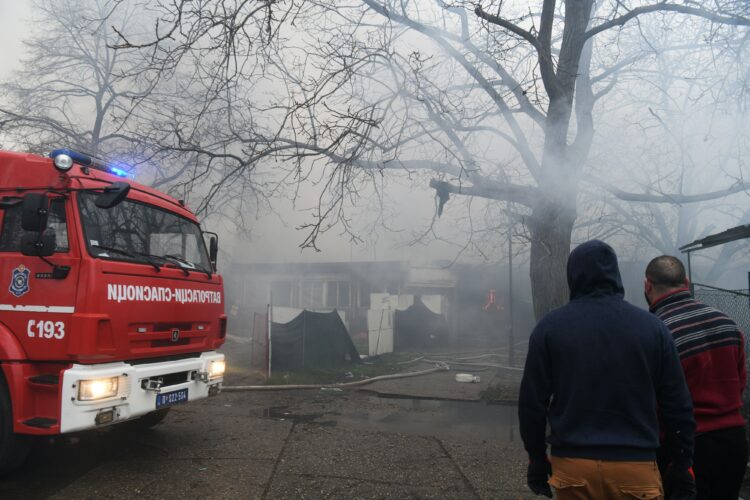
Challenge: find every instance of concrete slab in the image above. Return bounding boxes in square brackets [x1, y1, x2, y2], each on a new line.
[442, 439, 533, 499]
[0, 377, 535, 499]
[267, 424, 478, 498]
[49, 458, 272, 500]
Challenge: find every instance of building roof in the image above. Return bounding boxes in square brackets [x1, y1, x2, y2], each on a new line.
[680, 223, 750, 253]
[228, 260, 405, 276]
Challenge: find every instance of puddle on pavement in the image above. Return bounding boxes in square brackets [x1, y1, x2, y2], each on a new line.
[258, 398, 519, 442]
[261, 406, 337, 426]
[353, 396, 519, 442]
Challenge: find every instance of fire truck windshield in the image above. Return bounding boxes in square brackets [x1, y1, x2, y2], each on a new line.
[78, 192, 211, 273]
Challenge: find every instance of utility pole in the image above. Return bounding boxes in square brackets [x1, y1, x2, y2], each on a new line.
[507, 201, 514, 367]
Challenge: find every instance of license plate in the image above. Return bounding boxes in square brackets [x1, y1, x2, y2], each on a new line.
[156, 388, 188, 409]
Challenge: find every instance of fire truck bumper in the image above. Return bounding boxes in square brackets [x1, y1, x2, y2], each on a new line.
[59, 351, 225, 433]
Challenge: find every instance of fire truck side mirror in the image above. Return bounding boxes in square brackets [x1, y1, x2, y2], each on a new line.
[208, 235, 218, 271]
[95, 182, 130, 209]
[21, 193, 49, 232]
[20, 232, 56, 257]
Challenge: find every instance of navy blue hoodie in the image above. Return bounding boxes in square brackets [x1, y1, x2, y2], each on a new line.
[518, 240, 694, 463]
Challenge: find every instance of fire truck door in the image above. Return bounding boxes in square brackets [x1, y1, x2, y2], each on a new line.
[0, 197, 80, 360]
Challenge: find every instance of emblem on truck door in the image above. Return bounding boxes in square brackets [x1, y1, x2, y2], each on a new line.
[9, 265, 30, 297]
[171, 329, 180, 342]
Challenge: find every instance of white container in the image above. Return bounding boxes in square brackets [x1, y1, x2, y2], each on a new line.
[455, 373, 480, 383]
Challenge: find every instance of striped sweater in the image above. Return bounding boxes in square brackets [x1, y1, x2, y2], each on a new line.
[651, 289, 746, 434]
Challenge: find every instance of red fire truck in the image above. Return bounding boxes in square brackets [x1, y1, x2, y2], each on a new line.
[0, 149, 226, 472]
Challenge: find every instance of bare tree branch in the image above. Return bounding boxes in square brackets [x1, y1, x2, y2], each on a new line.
[585, 3, 750, 40]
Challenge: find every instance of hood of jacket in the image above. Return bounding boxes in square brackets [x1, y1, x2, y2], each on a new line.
[567, 240, 625, 300]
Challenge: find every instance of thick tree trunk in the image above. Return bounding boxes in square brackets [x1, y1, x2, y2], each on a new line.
[523, 1, 593, 321]
[530, 91, 579, 320]
[528, 198, 576, 321]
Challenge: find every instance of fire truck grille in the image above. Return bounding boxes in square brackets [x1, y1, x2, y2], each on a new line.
[153, 322, 192, 332]
[151, 338, 190, 348]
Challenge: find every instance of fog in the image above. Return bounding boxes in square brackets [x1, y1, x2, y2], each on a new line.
[0, 1, 26, 75]
[1, 0, 750, 344]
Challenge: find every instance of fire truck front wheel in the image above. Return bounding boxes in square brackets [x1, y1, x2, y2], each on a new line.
[0, 374, 31, 475]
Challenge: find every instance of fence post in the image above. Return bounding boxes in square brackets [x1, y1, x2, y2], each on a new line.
[267, 293, 273, 379]
[302, 311, 306, 370]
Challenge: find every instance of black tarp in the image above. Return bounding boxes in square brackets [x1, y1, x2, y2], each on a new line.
[271, 310, 360, 372]
[394, 297, 448, 350]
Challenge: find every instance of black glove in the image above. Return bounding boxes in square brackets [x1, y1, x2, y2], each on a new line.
[664, 465, 696, 500]
[527, 458, 553, 498]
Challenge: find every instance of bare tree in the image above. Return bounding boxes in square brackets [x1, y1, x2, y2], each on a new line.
[0, 0, 163, 157]
[577, 19, 750, 283]
[0, 0, 255, 232]
[121, 0, 750, 318]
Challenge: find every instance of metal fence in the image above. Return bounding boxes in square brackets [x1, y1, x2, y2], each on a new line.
[694, 285, 750, 338]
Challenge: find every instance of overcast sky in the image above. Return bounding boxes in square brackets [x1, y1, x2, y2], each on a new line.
[0, 0, 464, 267]
[0, 2, 28, 77]
[0, 1, 747, 288]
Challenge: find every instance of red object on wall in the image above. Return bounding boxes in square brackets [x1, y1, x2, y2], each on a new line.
[483, 289, 503, 311]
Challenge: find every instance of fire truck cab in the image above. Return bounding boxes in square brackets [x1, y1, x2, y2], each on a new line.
[0, 149, 226, 472]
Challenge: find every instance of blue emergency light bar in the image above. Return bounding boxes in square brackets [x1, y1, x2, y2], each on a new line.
[49, 148, 135, 179]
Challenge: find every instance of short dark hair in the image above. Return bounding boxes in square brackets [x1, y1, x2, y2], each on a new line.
[645, 255, 686, 289]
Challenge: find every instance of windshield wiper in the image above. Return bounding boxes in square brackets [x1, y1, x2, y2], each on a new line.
[91, 244, 161, 273]
[163, 254, 212, 279]
[155, 254, 189, 277]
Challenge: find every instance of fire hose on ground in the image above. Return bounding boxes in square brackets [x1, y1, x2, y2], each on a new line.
[221, 352, 522, 392]
[222, 361, 450, 391]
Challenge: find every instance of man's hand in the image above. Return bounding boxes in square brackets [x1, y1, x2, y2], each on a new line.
[664, 465, 696, 500]
[527, 458, 553, 498]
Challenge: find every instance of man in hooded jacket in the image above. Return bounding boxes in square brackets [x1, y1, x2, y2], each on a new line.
[519, 240, 696, 499]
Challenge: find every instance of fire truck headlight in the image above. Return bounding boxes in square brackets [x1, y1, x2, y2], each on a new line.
[53, 153, 74, 172]
[208, 360, 225, 380]
[78, 377, 119, 401]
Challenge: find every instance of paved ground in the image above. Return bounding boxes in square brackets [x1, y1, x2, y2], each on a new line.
[0, 366, 535, 500]
[4, 343, 745, 499]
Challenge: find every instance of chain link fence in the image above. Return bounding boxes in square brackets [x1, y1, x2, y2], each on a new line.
[694, 285, 750, 337]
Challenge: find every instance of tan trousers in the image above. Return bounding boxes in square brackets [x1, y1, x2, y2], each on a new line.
[549, 456, 664, 499]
